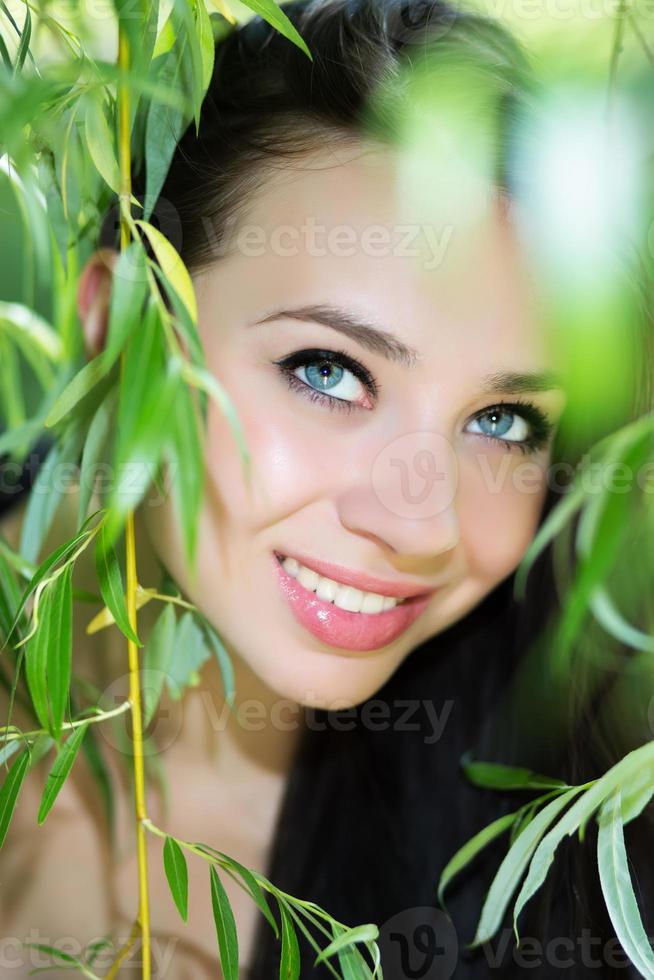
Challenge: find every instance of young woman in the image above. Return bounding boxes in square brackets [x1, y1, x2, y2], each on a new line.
[2, 0, 652, 976]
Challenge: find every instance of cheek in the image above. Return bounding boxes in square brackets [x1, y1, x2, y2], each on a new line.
[203, 382, 325, 529]
[457, 452, 549, 580]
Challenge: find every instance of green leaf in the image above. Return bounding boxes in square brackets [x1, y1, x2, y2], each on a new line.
[19, 425, 85, 564]
[0, 301, 63, 362]
[77, 388, 117, 530]
[166, 611, 211, 699]
[195, 0, 215, 93]
[84, 90, 121, 194]
[437, 810, 518, 907]
[237, 0, 313, 60]
[0, 748, 30, 850]
[143, 603, 177, 727]
[144, 41, 194, 220]
[37, 722, 89, 824]
[25, 564, 74, 740]
[22, 943, 78, 965]
[104, 242, 148, 365]
[105, 303, 180, 542]
[314, 924, 379, 966]
[618, 764, 654, 826]
[278, 899, 300, 980]
[462, 757, 567, 791]
[44, 352, 114, 428]
[469, 785, 585, 947]
[597, 791, 654, 978]
[0, 739, 22, 767]
[163, 835, 189, 921]
[136, 219, 198, 323]
[170, 0, 204, 131]
[202, 619, 236, 709]
[47, 563, 74, 741]
[95, 521, 141, 646]
[210, 864, 239, 980]
[167, 377, 204, 568]
[180, 360, 251, 474]
[194, 844, 278, 938]
[6, 512, 101, 646]
[14, 2, 31, 73]
[511, 745, 654, 942]
[589, 585, 654, 655]
[513, 478, 586, 600]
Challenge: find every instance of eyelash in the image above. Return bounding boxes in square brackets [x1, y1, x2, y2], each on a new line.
[273, 348, 555, 455]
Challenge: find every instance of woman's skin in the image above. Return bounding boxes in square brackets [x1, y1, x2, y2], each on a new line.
[0, 140, 567, 974]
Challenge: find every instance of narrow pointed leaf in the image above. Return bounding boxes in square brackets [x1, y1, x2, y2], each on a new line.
[470, 786, 584, 947]
[84, 91, 121, 194]
[314, 924, 379, 966]
[47, 562, 74, 741]
[95, 522, 141, 646]
[210, 864, 239, 980]
[37, 723, 89, 824]
[136, 218, 197, 322]
[278, 899, 300, 980]
[0, 748, 30, 849]
[237, 0, 312, 60]
[463, 757, 567, 791]
[167, 379, 204, 568]
[143, 603, 177, 727]
[195, 844, 278, 938]
[597, 791, 654, 978]
[202, 619, 236, 709]
[44, 352, 113, 428]
[437, 810, 518, 907]
[104, 243, 148, 365]
[163, 835, 189, 921]
[77, 388, 117, 530]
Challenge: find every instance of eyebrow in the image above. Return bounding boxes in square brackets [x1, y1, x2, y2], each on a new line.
[249, 303, 563, 392]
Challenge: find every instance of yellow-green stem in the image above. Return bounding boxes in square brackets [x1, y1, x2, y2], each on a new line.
[117, 24, 151, 980]
[0, 698, 131, 742]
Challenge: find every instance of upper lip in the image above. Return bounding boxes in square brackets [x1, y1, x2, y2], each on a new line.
[275, 551, 438, 599]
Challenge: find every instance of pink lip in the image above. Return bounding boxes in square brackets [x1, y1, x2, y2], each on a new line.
[273, 550, 434, 599]
[273, 553, 435, 652]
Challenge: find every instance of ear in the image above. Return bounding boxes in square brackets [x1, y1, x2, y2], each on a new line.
[77, 248, 119, 358]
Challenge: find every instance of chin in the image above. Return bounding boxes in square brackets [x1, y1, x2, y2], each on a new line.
[252, 645, 403, 712]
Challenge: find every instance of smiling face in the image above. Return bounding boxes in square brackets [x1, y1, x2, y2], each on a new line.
[140, 141, 566, 709]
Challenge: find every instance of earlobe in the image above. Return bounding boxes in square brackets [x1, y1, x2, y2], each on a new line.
[77, 248, 119, 358]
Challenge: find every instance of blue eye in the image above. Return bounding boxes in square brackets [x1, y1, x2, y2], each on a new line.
[465, 401, 554, 455]
[274, 348, 379, 413]
[273, 351, 554, 455]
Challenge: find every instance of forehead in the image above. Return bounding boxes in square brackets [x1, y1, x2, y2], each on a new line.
[196, 143, 554, 372]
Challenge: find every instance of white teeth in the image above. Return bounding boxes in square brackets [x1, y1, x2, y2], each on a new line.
[280, 555, 403, 612]
[296, 565, 320, 592]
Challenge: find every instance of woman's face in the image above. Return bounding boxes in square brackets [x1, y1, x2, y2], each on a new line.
[141, 143, 566, 708]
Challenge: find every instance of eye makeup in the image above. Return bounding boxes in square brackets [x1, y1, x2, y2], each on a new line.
[272, 348, 556, 455]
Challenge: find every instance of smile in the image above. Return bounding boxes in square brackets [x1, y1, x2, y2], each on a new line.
[273, 552, 436, 652]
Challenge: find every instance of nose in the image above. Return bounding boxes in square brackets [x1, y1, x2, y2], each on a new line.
[335, 429, 460, 558]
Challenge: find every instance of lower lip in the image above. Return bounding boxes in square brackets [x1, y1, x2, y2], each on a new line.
[272, 554, 434, 652]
